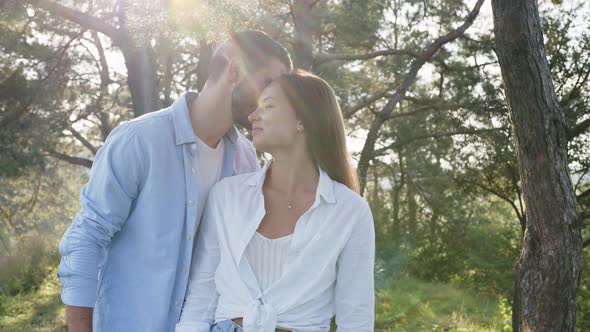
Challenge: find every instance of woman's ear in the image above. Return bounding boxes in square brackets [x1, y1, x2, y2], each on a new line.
[297, 122, 305, 133]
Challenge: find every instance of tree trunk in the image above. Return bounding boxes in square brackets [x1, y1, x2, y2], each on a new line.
[407, 175, 417, 245]
[121, 46, 159, 117]
[291, 0, 319, 70]
[491, 1, 582, 331]
[390, 152, 405, 241]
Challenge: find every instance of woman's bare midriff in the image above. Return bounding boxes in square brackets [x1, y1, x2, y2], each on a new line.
[231, 317, 291, 332]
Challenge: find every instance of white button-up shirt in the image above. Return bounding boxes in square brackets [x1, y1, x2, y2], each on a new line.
[176, 162, 375, 332]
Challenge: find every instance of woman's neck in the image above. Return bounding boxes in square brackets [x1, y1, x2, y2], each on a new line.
[266, 148, 319, 196]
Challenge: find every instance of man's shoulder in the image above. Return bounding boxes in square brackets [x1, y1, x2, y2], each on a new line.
[127, 108, 173, 133]
[109, 108, 175, 144]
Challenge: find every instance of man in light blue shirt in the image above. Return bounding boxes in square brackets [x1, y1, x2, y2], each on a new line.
[57, 31, 293, 332]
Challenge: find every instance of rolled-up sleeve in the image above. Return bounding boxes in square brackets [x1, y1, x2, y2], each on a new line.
[176, 186, 221, 332]
[57, 123, 146, 308]
[335, 206, 375, 332]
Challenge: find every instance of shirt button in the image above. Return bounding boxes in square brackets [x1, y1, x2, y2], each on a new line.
[191, 168, 196, 174]
[186, 235, 192, 240]
[191, 144, 197, 150]
[187, 200, 193, 205]
[182, 267, 187, 273]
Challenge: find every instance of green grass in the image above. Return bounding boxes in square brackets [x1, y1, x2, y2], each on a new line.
[375, 277, 511, 332]
[0, 267, 66, 332]
[0, 270, 511, 332]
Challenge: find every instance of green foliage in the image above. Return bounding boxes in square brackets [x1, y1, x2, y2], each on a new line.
[0, 162, 85, 250]
[400, 201, 520, 297]
[0, 2, 76, 178]
[375, 277, 508, 331]
[446, 217, 520, 296]
[0, 236, 59, 297]
[0, 266, 66, 332]
[323, 0, 386, 51]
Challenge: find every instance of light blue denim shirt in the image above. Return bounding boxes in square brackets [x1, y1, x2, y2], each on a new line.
[57, 92, 259, 332]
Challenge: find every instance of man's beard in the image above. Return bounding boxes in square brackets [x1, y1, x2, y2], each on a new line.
[231, 81, 258, 129]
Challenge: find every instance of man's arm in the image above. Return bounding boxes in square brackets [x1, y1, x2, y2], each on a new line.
[57, 123, 146, 330]
[65, 306, 93, 332]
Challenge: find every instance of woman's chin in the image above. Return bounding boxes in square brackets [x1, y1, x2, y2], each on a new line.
[252, 139, 270, 153]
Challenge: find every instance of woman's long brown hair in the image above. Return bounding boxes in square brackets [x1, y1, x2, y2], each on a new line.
[277, 70, 360, 193]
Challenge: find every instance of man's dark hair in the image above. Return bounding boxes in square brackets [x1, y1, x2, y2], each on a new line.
[207, 30, 293, 82]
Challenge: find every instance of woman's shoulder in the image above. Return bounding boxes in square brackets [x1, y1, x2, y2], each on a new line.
[209, 170, 261, 197]
[331, 180, 371, 214]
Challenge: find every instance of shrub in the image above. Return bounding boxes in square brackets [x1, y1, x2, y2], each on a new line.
[0, 235, 59, 297]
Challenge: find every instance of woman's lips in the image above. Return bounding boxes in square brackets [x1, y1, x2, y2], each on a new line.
[252, 127, 263, 136]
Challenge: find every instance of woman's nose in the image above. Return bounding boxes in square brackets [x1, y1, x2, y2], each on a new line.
[248, 108, 260, 123]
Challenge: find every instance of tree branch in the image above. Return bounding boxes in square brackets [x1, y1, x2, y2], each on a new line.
[92, 31, 110, 87]
[356, 0, 485, 194]
[462, 178, 525, 226]
[342, 90, 391, 119]
[90, 31, 112, 140]
[47, 149, 93, 168]
[27, 0, 123, 42]
[315, 49, 420, 65]
[567, 118, 590, 141]
[383, 102, 476, 120]
[578, 187, 590, 201]
[374, 127, 501, 156]
[23, 175, 42, 216]
[68, 127, 98, 155]
[378, 0, 485, 119]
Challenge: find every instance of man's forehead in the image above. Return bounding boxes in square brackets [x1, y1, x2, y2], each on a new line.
[213, 40, 287, 73]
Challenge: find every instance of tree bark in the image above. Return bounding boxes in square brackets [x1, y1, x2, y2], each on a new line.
[291, 0, 320, 70]
[120, 45, 160, 117]
[116, 0, 159, 117]
[407, 181, 417, 245]
[491, 1, 582, 331]
[390, 151, 405, 241]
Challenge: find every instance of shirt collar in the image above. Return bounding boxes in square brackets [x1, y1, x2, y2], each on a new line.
[171, 91, 240, 146]
[246, 160, 337, 204]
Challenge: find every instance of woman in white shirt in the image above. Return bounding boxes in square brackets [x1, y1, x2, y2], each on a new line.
[176, 70, 375, 332]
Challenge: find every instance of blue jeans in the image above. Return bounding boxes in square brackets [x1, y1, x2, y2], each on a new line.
[211, 319, 244, 332]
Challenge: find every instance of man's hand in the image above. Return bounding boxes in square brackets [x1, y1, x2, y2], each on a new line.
[65, 305, 93, 332]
